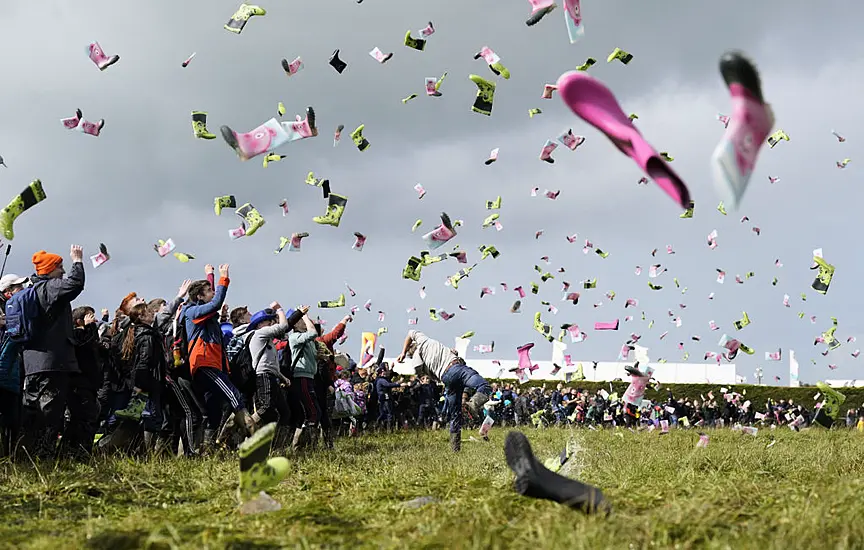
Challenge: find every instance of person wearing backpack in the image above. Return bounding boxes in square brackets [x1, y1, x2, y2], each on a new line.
[184, 265, 254, 445]
[225, 306, 255, 409]
[288, 308, 322, 451]
[17, 246, 88, 460]
[247, 304, 298, 432]
[0, 274, 28, 457]
[148, 282, 201, 456]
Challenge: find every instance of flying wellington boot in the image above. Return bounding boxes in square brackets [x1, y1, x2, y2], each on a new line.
[283, 107, 317, 139]
[607, 47, 633, 64]
[404, 30, 426, 51]
[350, 124, 370, 151]
[767, 129, 789, 148]
[447, 264, 476, 289]
[238, 423, 290, 502]
[262, 153, 285, 167]
[317, 293, 346, 309]
[214, 195, 236, 216]
[526, 0, 557, 26]
[533, 312, 554, 342]
[236, 203, 265, 235]
[220, 108, 315, 161]
[225, 3, 267, 34]
[811, 256, 835, 294]
[78, 119, 105, 137]
[576, 57, 596, 71]
[679, 200, 695, 218]
[479, 245, 500, 259]
[61, 108, 83, 130]
[329, 49, 347, 73]
[192, 111, 216, 139]
[711, 52, 774, 210]
[313, 194, 348, 227]
[0, 179, 47, 240]
[813, 381, 846, 428]
[402, 256, 423, 281]
[474, 47, 511, 79]
[469, 75, 496, 116]
[87, 41, 120, 71]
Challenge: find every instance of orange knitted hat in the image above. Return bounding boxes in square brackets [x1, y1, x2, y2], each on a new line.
[32, 250, 63, 276]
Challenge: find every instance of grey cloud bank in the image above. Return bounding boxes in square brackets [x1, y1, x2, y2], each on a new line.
[0, 0, 861, 383]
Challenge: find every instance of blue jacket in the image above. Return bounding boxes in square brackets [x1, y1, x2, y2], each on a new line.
[375, 376, 400, 401]
[0, 330, 22, 394]
[183, 277, 229, 376]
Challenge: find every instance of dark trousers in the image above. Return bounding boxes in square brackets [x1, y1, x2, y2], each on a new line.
[441, 363, 491, 434]
[0, 388, 21, 457]
[289, 377, 319, 425]
[254, 373, 291, 426]
[66, 380, 100, 457]
[164, 377, 199, 455]
[21, 372, 99, 460]
[142, 386, 164, 433]
[418, 403, 434, 427]
[192, 367, 244, 431]
[314, 377, 332, 431]
[377, 400, 394, 426]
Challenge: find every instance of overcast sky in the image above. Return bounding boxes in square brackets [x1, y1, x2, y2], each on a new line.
[1, 0, 861, 384]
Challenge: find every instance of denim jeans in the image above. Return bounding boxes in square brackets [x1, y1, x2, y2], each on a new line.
[441, 363, 491, 434]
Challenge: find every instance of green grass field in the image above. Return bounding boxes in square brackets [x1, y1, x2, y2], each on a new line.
[1, 428, 863, 549]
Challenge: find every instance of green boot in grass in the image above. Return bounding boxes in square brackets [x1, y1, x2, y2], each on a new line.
[239, 422, 290, 502]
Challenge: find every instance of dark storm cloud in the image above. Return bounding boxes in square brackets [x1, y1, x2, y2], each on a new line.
[0, 0, 862, 382]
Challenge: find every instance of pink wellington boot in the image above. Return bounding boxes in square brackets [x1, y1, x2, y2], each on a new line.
[563, 0, 584, 43]
[421, 213, 456, 250]
[556, 71, 690, 208]
[517, 343, 537, 372]
[623, 363, 652, 407]
[88, 41, 120, 71]
[711, 51, 774, 211]
[221, 107, 316, 161]
[220, 119, 287, 161]
[61, 109, 83, 130]
[79, 119, 104, 137]
[526, 0, 557, 26]
[284, 107, 318, 139]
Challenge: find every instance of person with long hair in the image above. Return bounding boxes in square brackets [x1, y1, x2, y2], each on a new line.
[121, 304, 170, 454]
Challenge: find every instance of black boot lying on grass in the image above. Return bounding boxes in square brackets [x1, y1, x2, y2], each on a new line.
[504, 431, 611, 515]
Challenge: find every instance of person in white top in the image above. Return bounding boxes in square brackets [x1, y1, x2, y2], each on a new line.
[397, 330, 491, 452]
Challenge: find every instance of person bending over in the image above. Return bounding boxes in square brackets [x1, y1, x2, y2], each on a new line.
[396, 330, 491, 452]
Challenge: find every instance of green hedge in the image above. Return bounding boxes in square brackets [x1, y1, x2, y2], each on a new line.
[486, 380, 864, 415]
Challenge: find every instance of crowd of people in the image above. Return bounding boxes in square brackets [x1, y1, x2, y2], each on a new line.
[0, 244, 857, 462]
[0, 244, 497, 459]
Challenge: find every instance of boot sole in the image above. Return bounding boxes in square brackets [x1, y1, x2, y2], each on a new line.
[526, 5, 556, 26]
[220, 126, 247, 159]
[99, 56, 120, 71]
[719, 51, 764, 103]
[306, 107, 318, 136]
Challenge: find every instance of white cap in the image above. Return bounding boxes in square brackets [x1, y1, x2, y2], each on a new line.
[0, 274, 27, 292]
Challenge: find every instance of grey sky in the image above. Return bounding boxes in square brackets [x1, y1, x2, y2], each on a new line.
[1, 0, 861, 384]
